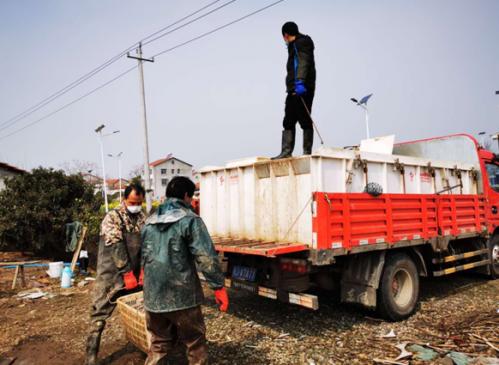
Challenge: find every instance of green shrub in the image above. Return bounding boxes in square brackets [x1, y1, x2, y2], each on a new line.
[0, 168, 103, 257]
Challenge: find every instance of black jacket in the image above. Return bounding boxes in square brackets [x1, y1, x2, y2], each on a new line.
[286, 34, 316, 94]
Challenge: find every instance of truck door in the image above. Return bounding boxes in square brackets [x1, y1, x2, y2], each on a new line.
[484, 160, 499, 230]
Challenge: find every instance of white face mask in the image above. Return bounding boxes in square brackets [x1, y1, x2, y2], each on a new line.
[127, 205, 142, 214]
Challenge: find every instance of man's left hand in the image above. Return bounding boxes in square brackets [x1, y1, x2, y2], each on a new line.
[214, 288, 229, 312]
[294, 80, 307, 96]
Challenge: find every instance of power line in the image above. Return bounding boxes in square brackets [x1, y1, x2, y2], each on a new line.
[0, 66, 137, 141]
[0, 0, 286, 141]
[0, 0, 234, 132]
[0, 47, 136, 132]
[153, 0, 286, 58]
[141, 0, 237, 47]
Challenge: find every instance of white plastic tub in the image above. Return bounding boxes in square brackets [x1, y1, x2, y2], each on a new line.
[47, 261, 64, 278]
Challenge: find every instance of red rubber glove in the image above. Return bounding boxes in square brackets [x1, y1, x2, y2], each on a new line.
[214, 288, 229, 312]
[138, 269, 144, 286]
[123, 271, 138, 290]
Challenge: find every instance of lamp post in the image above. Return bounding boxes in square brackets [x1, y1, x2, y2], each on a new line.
[95, 125, 119, 213]
[350, 93, 373, 139]
[478, 131, 486, 148]
[491, 133, 499, 152]
[494, 90, 499, 152]
[108, 152, 124, 201]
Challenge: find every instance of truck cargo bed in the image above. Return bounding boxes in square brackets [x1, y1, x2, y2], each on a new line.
[212, 237, 309, 257]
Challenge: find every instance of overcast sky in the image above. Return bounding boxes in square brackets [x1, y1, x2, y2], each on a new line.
[0, 0, 498, 177]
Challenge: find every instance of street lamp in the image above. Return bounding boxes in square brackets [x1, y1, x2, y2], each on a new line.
[478, 131, 486, 148]
[350, 93, 373, 139]
[494, 91, 499, 151]
[95, 124, 119, 213]
[491, 133, 499, 152]
[108, 152, 124, 201]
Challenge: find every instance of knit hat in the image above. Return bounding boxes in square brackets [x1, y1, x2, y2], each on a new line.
[282, 21, 299, 36]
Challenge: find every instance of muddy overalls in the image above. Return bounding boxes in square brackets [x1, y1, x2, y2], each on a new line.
[85, 206, 144, 365]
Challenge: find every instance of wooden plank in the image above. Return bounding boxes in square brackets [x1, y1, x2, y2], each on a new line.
[71, 226, 87, 272]
[11, 265, 19, 290]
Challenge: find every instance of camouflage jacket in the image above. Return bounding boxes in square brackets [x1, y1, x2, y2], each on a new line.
[141, 198, 224, 313]
[99, 203, 146, 273]
[100, 203, 146, 246]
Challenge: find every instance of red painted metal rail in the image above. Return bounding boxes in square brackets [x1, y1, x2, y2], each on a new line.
[212, 193, 487, 257]
[312, 192, 487, 250]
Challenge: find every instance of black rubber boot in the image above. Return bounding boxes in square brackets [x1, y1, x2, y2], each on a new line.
[271, 129, 295, 160]
[85, 321, 104, 365]
[303, 129, 314, 155]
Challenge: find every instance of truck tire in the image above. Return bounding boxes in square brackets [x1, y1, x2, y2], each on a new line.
[377, 253, 419, 321]
[489, 234, 499, 278]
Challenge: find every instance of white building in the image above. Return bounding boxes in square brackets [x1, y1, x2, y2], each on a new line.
[0, 162, 25, 191]
[149, 155, 193, 200]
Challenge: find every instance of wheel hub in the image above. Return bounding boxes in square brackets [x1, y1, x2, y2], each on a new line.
[492, 244, 499, 265]
[391, 269, 413, 308]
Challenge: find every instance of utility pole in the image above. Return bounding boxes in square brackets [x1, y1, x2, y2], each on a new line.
[128, 43, 154, 213]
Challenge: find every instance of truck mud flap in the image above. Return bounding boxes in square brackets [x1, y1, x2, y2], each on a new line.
[340, 251, 386, 309]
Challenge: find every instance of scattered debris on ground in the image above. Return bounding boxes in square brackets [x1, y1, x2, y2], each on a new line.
[1, 252, 498, 364]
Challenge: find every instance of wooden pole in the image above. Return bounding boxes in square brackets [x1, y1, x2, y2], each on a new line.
[71, 226, 87, 272]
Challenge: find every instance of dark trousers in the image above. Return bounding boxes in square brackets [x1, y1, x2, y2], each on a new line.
[283, 92, 315, 131]
[145, 306, 208, 365]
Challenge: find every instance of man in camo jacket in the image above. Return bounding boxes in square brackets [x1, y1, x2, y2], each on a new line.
[85, 183, 146, 365]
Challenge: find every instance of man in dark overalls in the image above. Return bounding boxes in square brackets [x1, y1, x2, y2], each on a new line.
[272, 21, 316, 160]
[85, 183, 146, 365]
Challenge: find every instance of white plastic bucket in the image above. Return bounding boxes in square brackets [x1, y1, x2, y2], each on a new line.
[47, 261, 64, 278]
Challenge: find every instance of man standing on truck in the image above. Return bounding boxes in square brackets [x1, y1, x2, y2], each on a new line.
[85, 183, 146, 365]
[141, 176, 228, 365]
[272, 21, 316, 160]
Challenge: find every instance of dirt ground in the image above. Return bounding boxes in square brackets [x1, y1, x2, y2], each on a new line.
[0, 253, 498, 365]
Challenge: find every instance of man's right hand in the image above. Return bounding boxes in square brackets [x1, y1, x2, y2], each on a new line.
[123, 271, 138, 290]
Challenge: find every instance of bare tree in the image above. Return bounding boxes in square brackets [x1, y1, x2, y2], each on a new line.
[59, 160, 99, 176]
[128, 164, 144, 179]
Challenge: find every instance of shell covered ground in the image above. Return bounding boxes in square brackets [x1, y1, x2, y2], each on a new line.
[0, 254, 498, 365]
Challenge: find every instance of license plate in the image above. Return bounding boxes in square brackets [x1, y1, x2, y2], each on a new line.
[232, 265, 257, 282]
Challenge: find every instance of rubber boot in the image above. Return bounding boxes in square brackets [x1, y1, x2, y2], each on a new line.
[303, 129, 314, 155]
[85, 321, 104, 365]
[271, 129, 295, 160]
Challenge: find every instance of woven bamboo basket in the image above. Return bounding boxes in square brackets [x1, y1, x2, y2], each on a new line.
[116, 291, 150, 353]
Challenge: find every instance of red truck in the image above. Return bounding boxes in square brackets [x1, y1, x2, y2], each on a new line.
[199, 134, 499, 320]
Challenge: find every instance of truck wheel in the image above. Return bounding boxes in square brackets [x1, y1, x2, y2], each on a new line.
[377, 253, 419, 321]
[489, 235, 499, 278]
